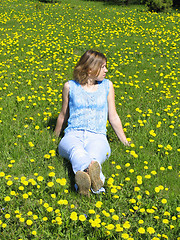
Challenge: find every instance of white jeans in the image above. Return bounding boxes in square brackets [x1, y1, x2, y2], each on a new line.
[58, 130, 111, 183]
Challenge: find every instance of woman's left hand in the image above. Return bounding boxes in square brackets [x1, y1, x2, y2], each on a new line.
[124, 140, 131, 146]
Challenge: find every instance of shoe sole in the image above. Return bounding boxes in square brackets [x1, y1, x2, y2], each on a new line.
[75, 171, 91, 197]
[89, 161, 103, 192]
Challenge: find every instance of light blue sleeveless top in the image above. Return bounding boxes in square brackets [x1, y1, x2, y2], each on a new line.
[65, 79, 110, 135]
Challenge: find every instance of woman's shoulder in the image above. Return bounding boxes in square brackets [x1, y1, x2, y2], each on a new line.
[102, 78, 112, 85]
[64, 80, 80, 95]
[63, 81, 70, 90]
[67, 80, 79, 87]
[102, 78, 113, 92]
[64, 80, 77, 87]
[61, 82, 69, 98]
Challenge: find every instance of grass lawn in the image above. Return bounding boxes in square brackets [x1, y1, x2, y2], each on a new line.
[0, 0, 179, 239]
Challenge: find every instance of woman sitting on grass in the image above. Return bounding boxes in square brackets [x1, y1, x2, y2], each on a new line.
[54, 49, 130, 196]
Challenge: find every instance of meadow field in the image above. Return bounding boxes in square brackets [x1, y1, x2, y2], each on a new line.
[0, 0, 179, 239]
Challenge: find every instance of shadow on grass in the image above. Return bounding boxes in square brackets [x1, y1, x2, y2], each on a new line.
[46, 117, 56, 130]
[46, 117, 76, 191]
[62, 157, 76, 192]
[82, 0, 141, 6]
[46, 116, 68, 138]
[37, 0, 61, 3]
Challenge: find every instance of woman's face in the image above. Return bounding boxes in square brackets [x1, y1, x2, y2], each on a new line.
[96, 62, 108, 81]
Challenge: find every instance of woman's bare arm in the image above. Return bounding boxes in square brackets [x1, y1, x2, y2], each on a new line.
[54, 82, 69, 137]
[107, 81, 130, 146]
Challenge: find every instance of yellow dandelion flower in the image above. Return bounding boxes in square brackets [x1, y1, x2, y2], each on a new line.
[47, 182, 54, 187]
[2, 223, 7, 228]
[27, 211, 33, 216]
[28, 142, 34, 147]
[47, 207, 53, 212]
[111, 188, 117, 193]
[56, 178, 67, 186]
[147, 209, 155, 214]
[63, 200, 68, 205]
[26, 220, 33, 226]
[116, 165, 121, 169]
[113, 195, 119, 199]
[138, 227, 145, 234]
[32, 231, 37, 236]
[137, 195, 142, 199]
[48, 172, 55, 177]
[51, 194, 56, 199]
[139, 208, 145, 213]
[106, 224, 114, 230]
[138, 220, 144, 224]
[121, 233, 129, 239]
[125, 177, 130, 181]
[37, 176, 44, 182]
[161, 198, 167, 204]
[7, 180, 13, 186]
[102, 210, 110, 217]
[137, 175, 142, 180]
[79, 215, 86, 222]
[162, 219, 169, 224]
[10, 191, 16, 195]
[70, 212, 78, 221]
[107, 177, 114, 186]
[55, 209, 60, 214]
[164, 211, 170, 216]
[134, 187, 140, 192]
[4, 196, 11, 202]
[43, 203, 49, 208]
[145, 190, 150, 195]
[33, 215, 38, 220]
[159, 185, 164, 190]
[125, 163, 130, 167]
[155, 187, 160, 193]
[123, 221, 130, 229]
[105, 231, 110, 236]
[0, 172, 5, 177]
[95, 201, 103, 208]
[22, 193, 28, 199]
[129, 198, 136, 204]
[109, 209, 115, 213]
[5, 214, 10, 219]
[112, 215, 119, 220]
[115, 224, 123, 232]
[19, 218, 25, 223]
[89, 209, 95, 214]
[147, 227, 155, 234]
[162, 234, 168, 239]
[137, 180, 142, 185]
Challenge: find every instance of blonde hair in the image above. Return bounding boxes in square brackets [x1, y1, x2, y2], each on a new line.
[73, 50, 107, 85]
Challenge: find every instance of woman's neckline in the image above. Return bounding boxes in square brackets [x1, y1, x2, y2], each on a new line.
[79, 82, 99, 93]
